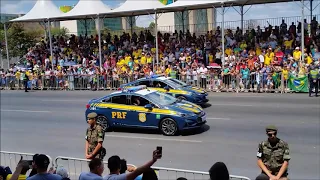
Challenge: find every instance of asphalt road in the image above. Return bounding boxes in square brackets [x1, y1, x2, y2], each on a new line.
[1, 90, 319, 180]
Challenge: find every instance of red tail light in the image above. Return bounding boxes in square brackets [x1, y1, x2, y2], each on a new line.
[118, 88, 122, 90]
[86, 104, 90, 109]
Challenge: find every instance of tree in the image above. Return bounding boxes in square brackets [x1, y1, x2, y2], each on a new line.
[149, 22, 155, 32]
[51, 27, 70, 39]
[133, 26, 146, 34]
[0, 22, 4, 31]
[5, 23, 39, 58]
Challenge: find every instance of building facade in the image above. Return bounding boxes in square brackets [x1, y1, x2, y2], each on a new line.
[59, 5, 131, 36]
[0, 13, 23, 23]
[157, 1, 217, 35]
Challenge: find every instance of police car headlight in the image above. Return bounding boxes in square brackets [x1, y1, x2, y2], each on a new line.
[176, 112, 192, 118]
[189, 92, 199, 96]
[176, 112, 185, 117]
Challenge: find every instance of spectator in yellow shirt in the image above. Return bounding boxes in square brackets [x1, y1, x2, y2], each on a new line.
[133, 49, 140, 59]
[225, 47, 232, 56]
[15, 71, 21, 79]
[255, 44, 262, 56]
[165, 65, 171, 76]
[146, 53, 153, 64]
[134, 57, 139, 65]
[306, 53, 313, 65]
[282, 66, 289, 80]
[293, 47, 301, 61]
[264, 48, 274, 66]
[155, 67, 163, 75]
[124, 53, 131, 65]
[151, 47, 156, 54]
[5, 160, 29, 180]
[117, 56, 126, 67]
[240, 41, 247, 50]
[140, 53, 147, 65]
[283, 38, 293, 49]
[208, 52, 214, 63]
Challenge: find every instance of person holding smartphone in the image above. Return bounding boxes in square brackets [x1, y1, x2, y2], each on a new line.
[103, 149, 161, 180]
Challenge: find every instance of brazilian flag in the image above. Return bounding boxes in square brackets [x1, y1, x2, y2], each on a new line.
[288, 74, 309, 92]
[272, 72, 280, 88]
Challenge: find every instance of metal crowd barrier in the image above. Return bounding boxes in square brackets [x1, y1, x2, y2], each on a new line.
[0, 151, 54, 171]
[176, 72, 292, 94]
[54, 157, 250, 180]
[0, 152, 251, 180]
[54, 156, 137, 180]
[151, 166, 250, 180]
[0, 73, 302, 94]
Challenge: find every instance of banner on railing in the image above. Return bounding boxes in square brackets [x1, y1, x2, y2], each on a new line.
[288, 75, 309, 92]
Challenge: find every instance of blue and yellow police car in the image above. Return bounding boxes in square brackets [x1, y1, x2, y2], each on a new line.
[85, 85, 206, 136]
[119, 76, 209, 105]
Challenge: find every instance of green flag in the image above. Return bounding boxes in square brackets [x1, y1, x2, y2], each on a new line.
[272, 72, 280, 88]
[288, 74, 309, 92]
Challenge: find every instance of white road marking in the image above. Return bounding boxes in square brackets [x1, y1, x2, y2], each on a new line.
[1, 109, 51, 113]
[207, 117, 230, 120]
[41, 99, 85, 102]
[210, 95, 267, 98]
[210, 103, 254, 107]
[105, 134, 202, 143]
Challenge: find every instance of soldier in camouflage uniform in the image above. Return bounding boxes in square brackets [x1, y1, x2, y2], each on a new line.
[256, 125, 290, 180]
[85, 112, 106, 160]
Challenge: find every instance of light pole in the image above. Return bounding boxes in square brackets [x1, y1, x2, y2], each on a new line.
[0, 49, 3, 68]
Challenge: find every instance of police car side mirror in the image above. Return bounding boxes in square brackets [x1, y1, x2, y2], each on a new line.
[144, 104, 153, 110]
[164, 86, 170, 91]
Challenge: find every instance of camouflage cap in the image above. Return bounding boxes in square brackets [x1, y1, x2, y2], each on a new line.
[87, 112, 97, 119]
[266, 125, 278, 132]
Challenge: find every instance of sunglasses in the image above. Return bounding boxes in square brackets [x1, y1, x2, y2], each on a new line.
[87, 118, 95, 121]
[267, 132, 277, 137]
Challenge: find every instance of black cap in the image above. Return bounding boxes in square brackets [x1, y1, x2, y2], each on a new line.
[33, 154, 39, 161]
[34, 154, 50, 169]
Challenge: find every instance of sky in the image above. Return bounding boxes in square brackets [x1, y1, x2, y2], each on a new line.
[1, 0, 320, 27]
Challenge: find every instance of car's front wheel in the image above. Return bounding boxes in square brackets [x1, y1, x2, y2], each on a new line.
[160, 118, 178, 136]
[97, 115, 110, 131]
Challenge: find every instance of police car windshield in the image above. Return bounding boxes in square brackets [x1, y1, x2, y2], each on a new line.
[168, 78, 189, 87]
[145, 91, 177, 106]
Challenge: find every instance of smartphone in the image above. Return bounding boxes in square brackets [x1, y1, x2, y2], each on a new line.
[156, 146, 162, 158]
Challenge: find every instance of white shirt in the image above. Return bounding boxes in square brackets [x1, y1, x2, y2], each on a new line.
[179, 56, 186, 63]
[192, 70, 198, 80]
[259, 54, 265, 63]
[197, 67, 208, 78]
[83, 58, 87, 66]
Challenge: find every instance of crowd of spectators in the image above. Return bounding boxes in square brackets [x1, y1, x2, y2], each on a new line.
[0, 17, 319, 92]
[0, 152, 230, 180]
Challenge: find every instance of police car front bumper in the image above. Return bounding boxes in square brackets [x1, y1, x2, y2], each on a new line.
[193, 94, 209, 105]
[182, 113, 207, 130]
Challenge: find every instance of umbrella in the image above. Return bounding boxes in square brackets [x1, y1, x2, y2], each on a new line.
[207, 63, 221, 69]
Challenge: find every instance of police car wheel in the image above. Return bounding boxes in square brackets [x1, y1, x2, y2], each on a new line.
[97, 115, 109, 131]
[160, 118, 178, 136]
[177, 96, 187, 101]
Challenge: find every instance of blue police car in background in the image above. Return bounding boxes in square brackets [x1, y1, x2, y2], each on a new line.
[86, 86, 206, 136]
[119, 76, 209, 105]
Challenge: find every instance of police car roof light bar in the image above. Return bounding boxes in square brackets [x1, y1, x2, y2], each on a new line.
[125, 85, 147, 92]
[146, 75, 164, 79]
